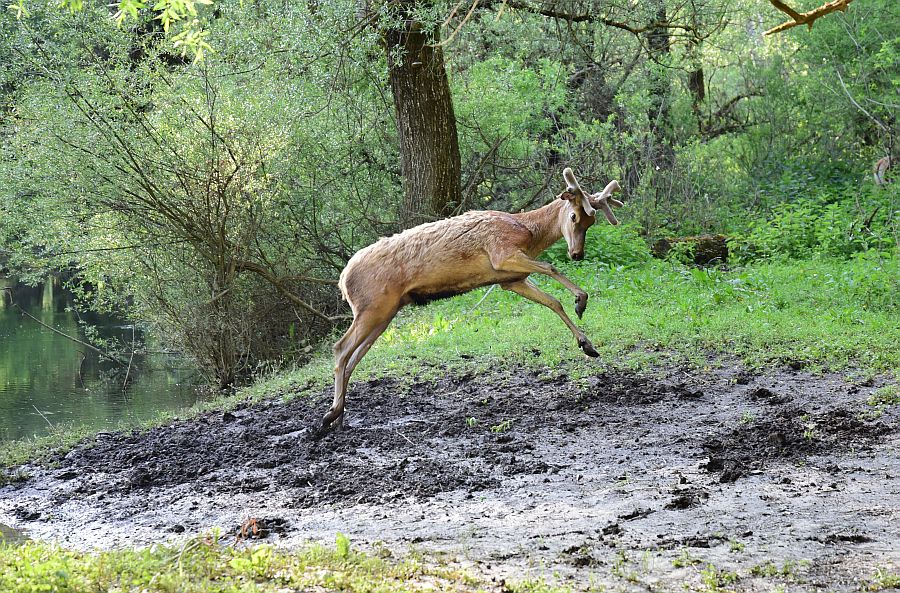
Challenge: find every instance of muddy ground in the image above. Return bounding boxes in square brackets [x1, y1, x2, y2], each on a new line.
[1, 360, 898, 591]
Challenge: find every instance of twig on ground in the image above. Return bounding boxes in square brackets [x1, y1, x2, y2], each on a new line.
[463, 285, 497, 317]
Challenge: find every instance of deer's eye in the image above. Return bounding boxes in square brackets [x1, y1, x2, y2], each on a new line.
[570, 212, 577, 222]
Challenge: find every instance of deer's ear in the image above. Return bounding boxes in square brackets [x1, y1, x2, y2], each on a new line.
[558, 191, 576, 202]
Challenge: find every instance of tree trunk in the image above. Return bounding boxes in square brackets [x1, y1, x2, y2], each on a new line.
[385, 3, 462, 228]
[686, 41, 706, 134]
[646, 3, 674, 169]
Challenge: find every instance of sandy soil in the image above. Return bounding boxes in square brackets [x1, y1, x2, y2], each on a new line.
[2, 360, 898, 590]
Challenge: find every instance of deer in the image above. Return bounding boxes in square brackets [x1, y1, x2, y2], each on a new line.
[323, 168, 623, 430]
[874, 156, 893, 186]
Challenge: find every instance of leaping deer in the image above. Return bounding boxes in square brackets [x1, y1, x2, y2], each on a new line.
[324, 168, 623, 430]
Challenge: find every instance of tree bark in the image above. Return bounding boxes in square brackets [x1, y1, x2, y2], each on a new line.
[385, 3, 462, 228]
[646, 2, 674, 169]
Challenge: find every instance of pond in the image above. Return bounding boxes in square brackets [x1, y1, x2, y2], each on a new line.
[0, 277, 200, 442]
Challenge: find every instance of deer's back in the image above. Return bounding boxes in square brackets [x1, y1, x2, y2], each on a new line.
[339, 210, 532, 313]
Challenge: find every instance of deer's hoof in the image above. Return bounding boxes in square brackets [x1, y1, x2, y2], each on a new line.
[578, 337, 600, 358]
[575, 293, 588, 319]
[318, 409, 345, 436]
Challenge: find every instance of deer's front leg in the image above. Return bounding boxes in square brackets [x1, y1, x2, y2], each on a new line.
[491, 251, 590, 318]
[500, 280, 599, 357]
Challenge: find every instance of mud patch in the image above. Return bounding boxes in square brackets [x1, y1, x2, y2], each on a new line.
[702, 402, 892, 483]
[2, 362, 898, 591]
[62, 377, 500, 506]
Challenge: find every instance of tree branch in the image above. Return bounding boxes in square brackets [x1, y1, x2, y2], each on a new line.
[480, 0, 694, 35]
[234, 260, 346, 322]
[765, 0, 854, 36]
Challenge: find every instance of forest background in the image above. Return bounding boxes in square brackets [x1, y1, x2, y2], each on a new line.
[0, 0, 897, 389]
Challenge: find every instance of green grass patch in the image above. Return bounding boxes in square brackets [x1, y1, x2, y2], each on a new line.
[0, 534, 577, 593]
[867, 384, 900, 407]
[0, 536, 464, 592]
[861, 566, 900, 591]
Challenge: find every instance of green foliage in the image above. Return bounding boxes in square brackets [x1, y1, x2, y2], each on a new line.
[732, 182, 897, 262]
[545, 222, 652, 268]
[11, 0, 215, 57]
[0, 0, 396, 385]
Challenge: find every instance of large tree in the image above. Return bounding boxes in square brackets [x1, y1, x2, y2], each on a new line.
[384, 0, 462, 227]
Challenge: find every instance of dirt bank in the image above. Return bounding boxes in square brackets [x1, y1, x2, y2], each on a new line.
[2, 361, 898, 590]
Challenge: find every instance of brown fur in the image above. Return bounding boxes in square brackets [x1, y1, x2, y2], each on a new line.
[322, 170, 623, 430]
[339, 209, 537, 314]
[874, 156, 893, 186]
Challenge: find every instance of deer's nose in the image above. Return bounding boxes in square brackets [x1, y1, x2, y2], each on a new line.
[571, 251, 584, 261]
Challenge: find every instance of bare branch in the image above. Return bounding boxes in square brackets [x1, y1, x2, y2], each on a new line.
[234, 260, 346, 322]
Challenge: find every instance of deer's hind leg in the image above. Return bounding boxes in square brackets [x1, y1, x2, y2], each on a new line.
[324, 300, 402, 430]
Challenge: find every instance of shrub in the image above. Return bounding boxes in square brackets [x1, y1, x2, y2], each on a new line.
[731, 183, 897, 262]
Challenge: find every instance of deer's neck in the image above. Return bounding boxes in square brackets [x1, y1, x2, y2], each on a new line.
[514, 200, 564, 257]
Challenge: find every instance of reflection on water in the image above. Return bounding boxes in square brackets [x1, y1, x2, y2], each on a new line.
[0, 278, 200, 442]
[0, 522, 27, 544]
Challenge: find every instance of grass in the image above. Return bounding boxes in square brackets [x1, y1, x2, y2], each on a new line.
[2, 256, 897, 470]
[861, 566, 900, 591]
[867, 384, 900, 407]
[0, 534, 584, 593]
[0, 534, 470, 593]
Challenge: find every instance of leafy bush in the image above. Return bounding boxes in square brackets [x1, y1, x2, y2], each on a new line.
[731, 183, 897, 262]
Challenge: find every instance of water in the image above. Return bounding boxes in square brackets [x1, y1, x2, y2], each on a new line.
[0, 278, 200, 442]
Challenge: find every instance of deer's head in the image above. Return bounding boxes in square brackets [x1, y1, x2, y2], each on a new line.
[557, 168, 623, 260]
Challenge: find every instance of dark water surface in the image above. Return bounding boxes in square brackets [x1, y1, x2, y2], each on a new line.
[0, 278, 200, 442]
